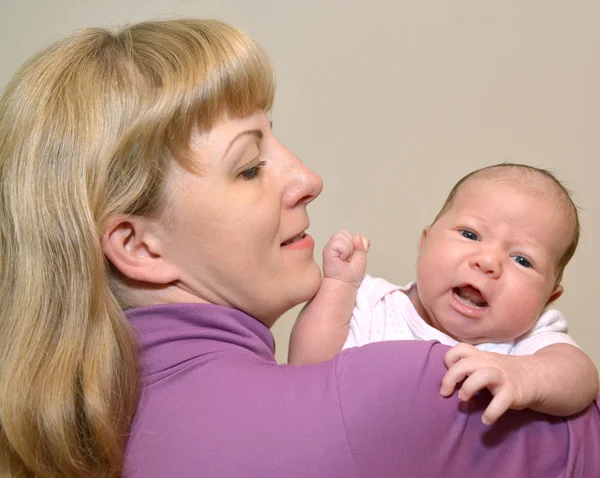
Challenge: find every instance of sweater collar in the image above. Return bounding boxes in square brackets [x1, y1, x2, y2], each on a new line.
[126, 303, 276, 380]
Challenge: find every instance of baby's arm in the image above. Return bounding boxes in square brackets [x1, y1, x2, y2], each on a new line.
[288, 231, 369, 365]
[526, 344, 599, 415]
[439, 343, 599, 424]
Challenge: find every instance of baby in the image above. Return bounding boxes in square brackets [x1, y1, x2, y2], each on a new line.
[289, 163, 599, 424]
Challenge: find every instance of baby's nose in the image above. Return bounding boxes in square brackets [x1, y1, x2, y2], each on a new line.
[470, 253, 501, 278]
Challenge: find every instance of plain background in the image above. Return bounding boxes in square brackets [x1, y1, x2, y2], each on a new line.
[1, 1, 598, 367]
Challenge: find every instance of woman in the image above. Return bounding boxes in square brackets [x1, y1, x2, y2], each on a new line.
[0, 18, 597, 478]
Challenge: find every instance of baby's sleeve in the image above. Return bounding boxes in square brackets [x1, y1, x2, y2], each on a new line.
[512, 308, 579, 356]
[343, 275, 406, 349]
[343, 276, 377, 349]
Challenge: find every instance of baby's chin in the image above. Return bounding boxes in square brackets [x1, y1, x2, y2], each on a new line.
[445, 331, 514, 345]
[438, 316, 516, 345]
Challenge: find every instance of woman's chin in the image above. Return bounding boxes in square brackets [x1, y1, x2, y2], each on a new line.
[302, 261, 325, 299]
[282, 262, 323, 309]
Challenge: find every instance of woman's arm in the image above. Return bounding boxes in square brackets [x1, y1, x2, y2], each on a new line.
[334, 340, 600, 477]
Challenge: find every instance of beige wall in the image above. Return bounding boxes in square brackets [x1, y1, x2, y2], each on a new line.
[1, 1, 598, 366]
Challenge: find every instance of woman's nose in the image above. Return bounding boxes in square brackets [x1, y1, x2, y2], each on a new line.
[469, 252, 502, 279]
[282, 154, 323, 208]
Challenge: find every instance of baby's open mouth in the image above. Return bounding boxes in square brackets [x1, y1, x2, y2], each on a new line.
[453, 285, 487, 308]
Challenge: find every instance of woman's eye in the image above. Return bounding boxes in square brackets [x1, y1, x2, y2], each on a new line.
[239, 160, 266, 180]
[460, 230, 478, 241]
[512, 255, 532, 268]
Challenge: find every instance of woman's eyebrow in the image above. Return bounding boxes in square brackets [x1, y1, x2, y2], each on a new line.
[223, 129, 263, 159]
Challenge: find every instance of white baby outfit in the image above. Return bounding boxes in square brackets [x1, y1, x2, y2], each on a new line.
[343, 275, 578, 355]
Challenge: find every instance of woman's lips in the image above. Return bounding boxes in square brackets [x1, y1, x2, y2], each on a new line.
[281, 231, 306, 246]
[281, 233, 314, 250]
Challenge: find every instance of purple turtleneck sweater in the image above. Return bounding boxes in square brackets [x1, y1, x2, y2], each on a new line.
[124, 303, 600, 477]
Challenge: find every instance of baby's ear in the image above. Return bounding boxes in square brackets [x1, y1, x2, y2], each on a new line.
[546, 284, 564, 305]
[418, 226, 431, 254]
[101, 216, 180, 285]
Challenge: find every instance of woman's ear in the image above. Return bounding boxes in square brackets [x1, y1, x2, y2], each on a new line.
[101, 216, 180, 285]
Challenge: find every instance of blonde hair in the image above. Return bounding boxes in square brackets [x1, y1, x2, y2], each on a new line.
[0, 18, 274, 477]
[432, 163, 580, 286]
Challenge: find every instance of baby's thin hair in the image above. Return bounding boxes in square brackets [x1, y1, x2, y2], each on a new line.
[433, 163, 580, 286]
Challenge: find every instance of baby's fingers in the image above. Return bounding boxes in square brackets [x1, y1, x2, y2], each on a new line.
[458, 367, 503, 402]
[482, 389, 513, 425]
[324, 231, 354, 261]
[440, 367, 461, 397]
[444, 343, 480, 369]
[440, 355, 482, 397]
[352, 234, 370, 253]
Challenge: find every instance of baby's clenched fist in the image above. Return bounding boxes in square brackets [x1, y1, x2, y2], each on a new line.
[322, 230, 370, 288]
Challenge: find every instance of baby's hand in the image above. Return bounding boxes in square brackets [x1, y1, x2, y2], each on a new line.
[439, 343, 538, 425]
[322, 230, 370, 288]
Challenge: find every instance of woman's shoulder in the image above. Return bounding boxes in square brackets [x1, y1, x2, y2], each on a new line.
[125, 335, 600, 477]
[333, 340, 600, 477]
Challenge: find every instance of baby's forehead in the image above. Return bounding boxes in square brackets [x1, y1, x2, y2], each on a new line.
[455, 169, 577, 242]
[451, 176, 558, 219]
[461, 169, 568, 209]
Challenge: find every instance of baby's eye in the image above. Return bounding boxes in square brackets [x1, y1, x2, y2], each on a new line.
[459, 230, 478, 241]
[512, 255, 532, 268]
[239, 160, 266, 180]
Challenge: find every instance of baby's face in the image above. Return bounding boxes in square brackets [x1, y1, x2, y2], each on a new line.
[414, 179, 570, 344]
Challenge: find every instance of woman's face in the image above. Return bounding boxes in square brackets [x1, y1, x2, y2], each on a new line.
[159, 110, 323, 326]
